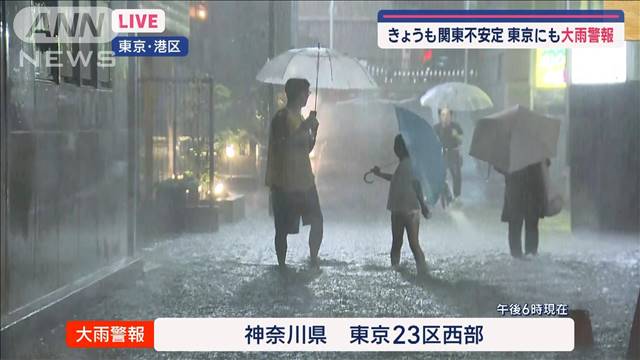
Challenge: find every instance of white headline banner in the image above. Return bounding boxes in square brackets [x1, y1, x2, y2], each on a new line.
[378, 22, 625, 49]
[154, 317, 574, 352]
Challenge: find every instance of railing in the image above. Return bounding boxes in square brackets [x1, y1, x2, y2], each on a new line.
[363, 63, 480, 89]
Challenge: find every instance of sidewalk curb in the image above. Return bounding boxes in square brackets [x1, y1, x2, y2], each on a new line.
[1, 257, 143, 358]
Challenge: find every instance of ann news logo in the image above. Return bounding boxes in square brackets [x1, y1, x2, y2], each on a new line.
[13, 6, 176, 68]
[13, 6, 114, 44]
[14, 6, 115, 68]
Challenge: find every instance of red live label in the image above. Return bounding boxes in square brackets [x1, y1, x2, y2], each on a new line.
[112, 9, 165, 33]
[66, 320, 154, 348]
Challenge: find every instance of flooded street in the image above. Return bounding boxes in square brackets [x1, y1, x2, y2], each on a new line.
[3, 1, 640, 359]
[25, 174, 639, 360]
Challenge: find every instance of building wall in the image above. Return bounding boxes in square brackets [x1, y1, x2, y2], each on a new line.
[569, 81, 640, 234]
[1, 0, 133, 319]
[297, 1, 392, 61]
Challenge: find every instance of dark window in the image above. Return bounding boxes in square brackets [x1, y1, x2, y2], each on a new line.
[97, 0, 112, 89]
[79, 0, 97, 87]
[61, 0, 80, 85]
[33, 0, 60, 83]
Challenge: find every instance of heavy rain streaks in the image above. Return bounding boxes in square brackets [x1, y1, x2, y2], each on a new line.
[2, 1, 639, 360]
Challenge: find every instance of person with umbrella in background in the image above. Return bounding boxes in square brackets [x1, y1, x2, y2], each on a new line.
[434, 107, 464, 206]
[265, 78, 323, 272]
[470, 105, 562, 258]
[371, 134, 431, 276]
[420, 83, 494, 208]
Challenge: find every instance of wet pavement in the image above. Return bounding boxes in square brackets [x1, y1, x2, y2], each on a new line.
[17, 175, 640, 360]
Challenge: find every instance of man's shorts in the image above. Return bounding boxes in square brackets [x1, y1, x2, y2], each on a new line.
[272, 186, 323, 235]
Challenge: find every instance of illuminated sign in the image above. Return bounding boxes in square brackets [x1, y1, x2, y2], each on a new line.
[571, 46, 627, 84]
[604, 0, 640, 40]
[535, 49, 566, 89]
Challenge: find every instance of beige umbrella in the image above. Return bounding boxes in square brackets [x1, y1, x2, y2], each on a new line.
[470, 105, 561, 173]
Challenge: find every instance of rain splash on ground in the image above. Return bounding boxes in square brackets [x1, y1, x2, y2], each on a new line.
[21, 173, 640, 360]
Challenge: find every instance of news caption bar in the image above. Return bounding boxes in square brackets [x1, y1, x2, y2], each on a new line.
[67, 318, 575, 352]
[378, 10, 625, 49]
[112, 36, 188, 57]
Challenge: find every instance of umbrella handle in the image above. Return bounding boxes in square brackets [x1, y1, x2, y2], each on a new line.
[364, 161, 397, 184]
[363, 170, 375, 184]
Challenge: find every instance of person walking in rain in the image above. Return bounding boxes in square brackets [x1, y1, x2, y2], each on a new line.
[371, 135, 431, 276]
[434, 107, 464, 206]
[498, 160, 549, 258]
[265, 78, 323, 272]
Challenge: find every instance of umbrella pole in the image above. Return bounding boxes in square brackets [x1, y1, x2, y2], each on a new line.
[314, 42, 320, 111]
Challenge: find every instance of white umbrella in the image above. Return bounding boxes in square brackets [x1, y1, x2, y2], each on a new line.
[420, 82, 493, 111]
[256, 47, 378, 90]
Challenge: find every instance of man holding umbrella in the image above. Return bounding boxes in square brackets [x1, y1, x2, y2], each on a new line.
[258, 46, 376, 272]
[420, 83, 494, 206]
[434, 107, 464, 204]
[265, 78, 323, 271]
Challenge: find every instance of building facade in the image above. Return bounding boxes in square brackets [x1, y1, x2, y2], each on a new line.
[0, 0, 198, 334]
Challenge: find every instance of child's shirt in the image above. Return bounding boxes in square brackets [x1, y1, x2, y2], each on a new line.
[387, 158, 421, 212]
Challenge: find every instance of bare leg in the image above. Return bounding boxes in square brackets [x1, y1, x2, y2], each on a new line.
[524, 215, 539, 255]
[308, 215, 323, 266]
[508, 216, 524, 258]
[406, 212, 427, 275]
[451, 163, 462, 198]
[275, 231, 287, 268]
[445, 150, 462, 198]
[390, 213, 404, 267]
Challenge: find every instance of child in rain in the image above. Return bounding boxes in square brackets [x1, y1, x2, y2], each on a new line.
[371, 134, 431, 276]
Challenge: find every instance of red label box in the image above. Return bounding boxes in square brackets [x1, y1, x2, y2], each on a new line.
[66, 320, 154, 348]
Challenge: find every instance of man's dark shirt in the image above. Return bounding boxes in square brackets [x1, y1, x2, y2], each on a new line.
[434, 121, 464, 150]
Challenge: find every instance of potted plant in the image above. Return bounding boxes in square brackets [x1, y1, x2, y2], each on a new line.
[154, 174, 199, 234]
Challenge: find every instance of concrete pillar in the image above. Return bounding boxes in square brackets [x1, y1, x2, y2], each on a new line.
[627, 41, 639, 81]
[141, 58, 155, 202]
[290, 1, 298, 48]
[501, 50, 533, 108]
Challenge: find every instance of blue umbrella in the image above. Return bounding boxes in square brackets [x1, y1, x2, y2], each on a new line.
[395, 106, 446, 206]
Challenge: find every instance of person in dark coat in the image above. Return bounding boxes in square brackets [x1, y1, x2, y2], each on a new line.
[499, 160, 548, 257]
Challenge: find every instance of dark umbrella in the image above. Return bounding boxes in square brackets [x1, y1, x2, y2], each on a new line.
[470, 105, 561, 173]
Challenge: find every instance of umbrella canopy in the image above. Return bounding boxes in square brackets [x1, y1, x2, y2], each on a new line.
[470, 104, 561, 173]
[256, 47, 378, 90]
[395, 106, 446, 206]
[335, 95, 416, 106]
[420, 82, 493, 111]
[335, 95, 430, 126]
